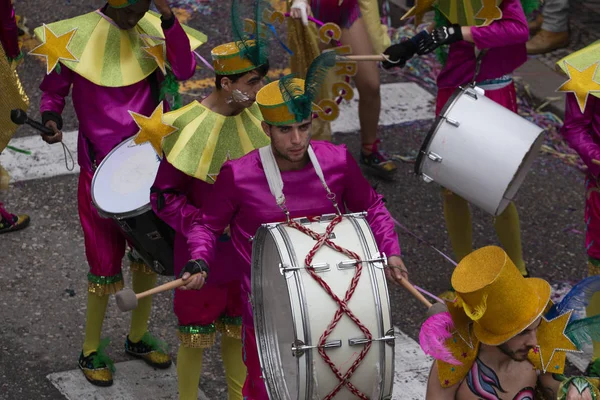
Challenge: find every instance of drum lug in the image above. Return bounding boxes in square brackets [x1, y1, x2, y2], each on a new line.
[337, 255, 387, 270]
[421, 174, 434, 183]
[444, 117, 460, 127]
[348, 329, 396, 347]
[147, 231, 162, 240]
[427, 152, 443, 163]
[291, 339, 342, 358]
[280, 262, 330, 276]
[153, 261, 166, 275]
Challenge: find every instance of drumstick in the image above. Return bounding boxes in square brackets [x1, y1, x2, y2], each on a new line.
[115, 272, 206, 312]
[337, 54, 387, 62]
[400, 279, 433, 308]
[593, 159, 600, 166]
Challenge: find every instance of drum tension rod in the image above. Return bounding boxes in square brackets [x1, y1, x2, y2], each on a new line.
[337, 255, 387, 270]
[279, 262, 330, 275]
[291, 339, 342, 358]
[349, 329, 396, 347]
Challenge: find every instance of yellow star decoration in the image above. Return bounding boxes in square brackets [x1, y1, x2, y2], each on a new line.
[142, 43, 168, 75]
[475, 0, 503, 25]
[130, 102, 178, 156]
[29, 24, 78, 75]
[557, 61, 600, 113]
[528, 311, 581, 374]
[207, 151, 233, 183]
[401, 0, 436, 25]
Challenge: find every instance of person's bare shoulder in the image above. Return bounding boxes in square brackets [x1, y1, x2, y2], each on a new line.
[426, 361, 461, 400]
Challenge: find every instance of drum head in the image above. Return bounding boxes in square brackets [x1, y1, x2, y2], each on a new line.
[252, 226, 298, 399]
[91, 138, 161, 217]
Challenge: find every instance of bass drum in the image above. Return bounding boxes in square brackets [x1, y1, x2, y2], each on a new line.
[252, 213, 395, 399]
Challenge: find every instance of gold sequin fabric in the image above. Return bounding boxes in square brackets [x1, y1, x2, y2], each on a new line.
[87, 280, 124, 296]
[177, 330, 216, 349]
[0, 44, 29, 153]
[215, 321, 242, 340]
[80, 366, 113, 384]
[589, 260, 600, 276]
[130, 260, 157, 275]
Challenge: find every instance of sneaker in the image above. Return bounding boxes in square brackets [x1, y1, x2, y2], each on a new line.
[78, 340, 115, 387]
[360, 140, 397, 180]
[0, 213, 30, 234]
[125, 332, 172, 369]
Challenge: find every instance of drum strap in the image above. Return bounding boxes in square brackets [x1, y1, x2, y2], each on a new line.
[150, 187, 179, 211]
[258, 145, 341, 218]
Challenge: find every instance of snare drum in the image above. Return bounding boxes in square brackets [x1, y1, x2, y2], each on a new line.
[252, 213, 394, 399]
[415, 86, 544, 216]
[91, 137, 175, 276]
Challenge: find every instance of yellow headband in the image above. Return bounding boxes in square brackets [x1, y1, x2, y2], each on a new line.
[211, 41, 261, 75]
[107, 0, 140, 9]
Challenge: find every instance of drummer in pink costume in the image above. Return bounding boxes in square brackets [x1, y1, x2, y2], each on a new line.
[180, 56, 409, 399]
[32, 0, 204, 386]
[382, 0, 531, 286]
[150, 32, 271, 399]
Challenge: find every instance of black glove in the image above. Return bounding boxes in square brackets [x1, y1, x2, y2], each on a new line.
[179, 259, 210, 281]
[382, 39, 418, 69]
[413, 24, 463, 55]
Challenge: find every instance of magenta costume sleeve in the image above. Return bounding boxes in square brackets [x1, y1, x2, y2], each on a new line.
[341, 148, 402, 257]
[436, 0, 528, 88]
[150, 157, 200, 237]
[561, 94, 600, 176]
[0, 0, 20, 59]
[39, 13, 196, 172]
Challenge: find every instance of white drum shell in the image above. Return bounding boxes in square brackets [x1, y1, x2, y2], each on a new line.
[252, 214, 394, 400]
[417, 87, 544, 216]
[91, 137, 161, 218]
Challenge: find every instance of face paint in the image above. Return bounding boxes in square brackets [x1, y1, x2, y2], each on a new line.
[232, 89, 251, 103]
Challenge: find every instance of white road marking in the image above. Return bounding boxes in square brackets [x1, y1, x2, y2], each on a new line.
[47, 360, 209, 400]
[1, 82, 435, 183]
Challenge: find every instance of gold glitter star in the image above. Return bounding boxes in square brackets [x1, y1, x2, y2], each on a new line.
[557, 61, 600, 113]
[475, 0, 503, 24]
[529, 311, 581, 374]
[29, 24, 78, 74]
[130, 102, 178, 156]
[206, 151, 232, 183]
[142, 43, 167, 75]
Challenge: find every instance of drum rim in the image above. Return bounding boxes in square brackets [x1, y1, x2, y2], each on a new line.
[414, 86, 470, 176]
[252, 224, 302, 400]
[91, 136, 154, 219]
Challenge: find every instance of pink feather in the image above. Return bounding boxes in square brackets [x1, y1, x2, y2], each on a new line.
[419, 312, 462, 366]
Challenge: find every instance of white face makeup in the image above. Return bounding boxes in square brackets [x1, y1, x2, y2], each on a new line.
[231, 89, 252, 103]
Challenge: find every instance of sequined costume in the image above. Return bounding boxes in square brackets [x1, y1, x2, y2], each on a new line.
[33, 2, 205, 386]
[433, 0, 529, 281]
[558, 41, 600, 373]
[0, 0, 29, 234]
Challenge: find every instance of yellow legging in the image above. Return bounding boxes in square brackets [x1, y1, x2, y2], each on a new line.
[83, 270, 157, 356]
[177, 335, 246, 400]
[443, 190, 527, 275]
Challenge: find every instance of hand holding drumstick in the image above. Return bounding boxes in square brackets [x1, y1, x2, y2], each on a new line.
[386, 256, 433, 308]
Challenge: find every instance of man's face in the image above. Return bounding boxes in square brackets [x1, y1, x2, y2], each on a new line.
[110, 0, 151, 30]
[224, 70, 265, 108]
[498, 317, 542, 361]
[263, 119, 312, 164]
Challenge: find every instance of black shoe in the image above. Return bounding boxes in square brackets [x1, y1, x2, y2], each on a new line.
[125, 333, 172, 369]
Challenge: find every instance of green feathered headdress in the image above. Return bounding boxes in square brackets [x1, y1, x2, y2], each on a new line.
[230, 0, 269, 68]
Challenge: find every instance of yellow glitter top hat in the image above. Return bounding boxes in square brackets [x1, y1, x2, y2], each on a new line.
[451, 245, 551, 346]
[256, 78, 311, 126]
[211, 41, 263, 75]
[256, 51, 338, 126]
[108, 0, 140, 8]
[556, 40, 600, 113]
